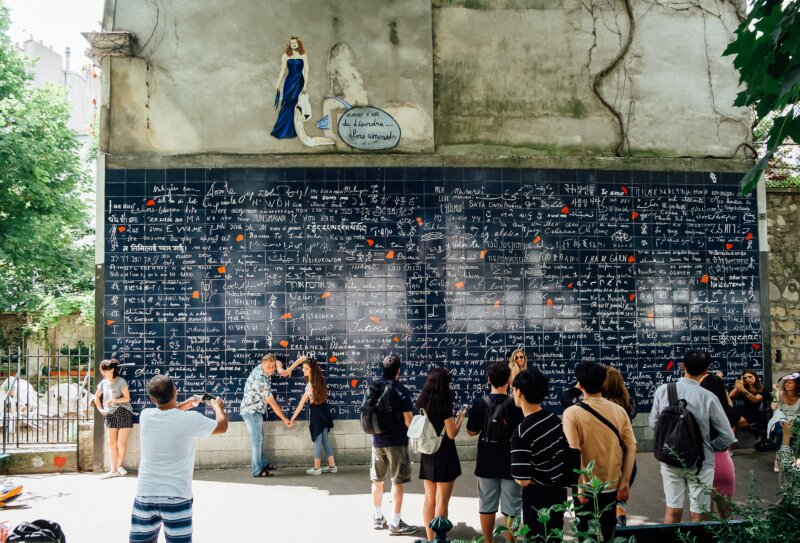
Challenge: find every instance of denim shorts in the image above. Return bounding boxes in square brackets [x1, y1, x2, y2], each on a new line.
[477, 477, 523, 517]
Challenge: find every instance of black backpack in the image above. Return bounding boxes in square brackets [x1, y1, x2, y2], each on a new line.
[480, 395, 515, 451]
[360, 379, 402, 435]
[653, 382, 705, 473]
[7, 520, 66, 543]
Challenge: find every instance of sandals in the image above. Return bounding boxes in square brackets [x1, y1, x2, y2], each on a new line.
[254, 468, 274, 478]
[265, 464, 278, 471]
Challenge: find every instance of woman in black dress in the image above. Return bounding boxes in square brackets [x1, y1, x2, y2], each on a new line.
[415, 367, 465, 541]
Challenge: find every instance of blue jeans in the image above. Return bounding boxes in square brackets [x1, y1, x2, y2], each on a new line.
[313, 428, 334, 461]
[242, 412, 268, 475]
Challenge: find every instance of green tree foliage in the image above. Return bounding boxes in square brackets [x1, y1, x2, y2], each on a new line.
[0, 2, 93, 312]
[724, 0, 800, 194]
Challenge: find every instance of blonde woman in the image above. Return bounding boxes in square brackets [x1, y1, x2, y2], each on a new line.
[508, 349, 528, 385]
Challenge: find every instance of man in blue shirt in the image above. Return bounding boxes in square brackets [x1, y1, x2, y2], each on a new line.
[649, 350, 736, 523]
[369, 354, 418, 536]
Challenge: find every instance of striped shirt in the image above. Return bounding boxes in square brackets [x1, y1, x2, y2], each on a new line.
[510, 409, 569, 487]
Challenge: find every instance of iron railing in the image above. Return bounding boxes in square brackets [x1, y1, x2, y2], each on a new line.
[1, 346, 94, 453]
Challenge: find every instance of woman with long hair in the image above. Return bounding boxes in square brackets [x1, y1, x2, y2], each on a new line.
[508, 349, 528, 385]
[271, 36, 308, 139]
[730, 369, 765, 433]
[95, 358, 134, 478]
[603, 365, 636, 420]
[699, 373, 739, 518]
[415, 367, 465, 541]
[290, 358, 336, 475]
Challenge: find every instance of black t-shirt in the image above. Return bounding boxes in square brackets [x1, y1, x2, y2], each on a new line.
[371, 380, 414, 448]
[467, 393, 524, 479]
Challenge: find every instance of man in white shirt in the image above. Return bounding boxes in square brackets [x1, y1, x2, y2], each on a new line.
[129, 375, 228, 543]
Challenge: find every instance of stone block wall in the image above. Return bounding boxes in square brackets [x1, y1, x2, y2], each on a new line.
[108, 419, 481, 472]
[767, 189, 800, 377]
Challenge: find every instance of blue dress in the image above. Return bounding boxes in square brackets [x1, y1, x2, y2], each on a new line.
[271, 58, 304, 139]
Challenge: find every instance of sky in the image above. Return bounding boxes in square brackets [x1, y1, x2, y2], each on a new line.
[4, 0, 105, 68]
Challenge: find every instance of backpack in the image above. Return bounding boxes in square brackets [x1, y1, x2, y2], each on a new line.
[359, 379, 401, 435]
[7, 520, 66, 543]
[407, 408, 444, 454]
[480, 395, 515, 451]
[653, 382, 705, 473]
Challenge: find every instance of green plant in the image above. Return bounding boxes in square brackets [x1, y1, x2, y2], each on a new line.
[453, 462, 631, 543]
[723, 0, 800, 195]
[23, 293, 95, 340]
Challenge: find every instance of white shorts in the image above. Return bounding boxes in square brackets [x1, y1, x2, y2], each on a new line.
[659, 464, 715, 514]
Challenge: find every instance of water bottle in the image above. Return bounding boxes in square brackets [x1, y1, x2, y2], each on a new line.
[616, 500, 627, 526]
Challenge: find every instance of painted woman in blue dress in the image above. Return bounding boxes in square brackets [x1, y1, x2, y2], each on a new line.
[271, 36, 308, 139]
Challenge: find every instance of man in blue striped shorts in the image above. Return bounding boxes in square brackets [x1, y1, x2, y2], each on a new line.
[130, 375, 228, 543]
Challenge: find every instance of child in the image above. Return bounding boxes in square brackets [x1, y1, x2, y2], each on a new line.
[95, 358, 134, 478]
[290, 358, 336, 475]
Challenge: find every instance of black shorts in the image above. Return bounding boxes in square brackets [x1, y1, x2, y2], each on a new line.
[104, 407, 134, 429]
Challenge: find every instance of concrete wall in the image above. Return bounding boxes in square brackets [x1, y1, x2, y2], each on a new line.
[106, 0, 434, 155]
[433, 0, 749, 157]
[767, 189, 800, 378]
[100, 0, 748, 160]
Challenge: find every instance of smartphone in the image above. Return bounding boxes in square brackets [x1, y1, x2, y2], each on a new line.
[201, 393, 216, 401]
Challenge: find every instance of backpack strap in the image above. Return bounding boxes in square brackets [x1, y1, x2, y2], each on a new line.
[577, 401, 625, 452]
[667, 381, 678, 407]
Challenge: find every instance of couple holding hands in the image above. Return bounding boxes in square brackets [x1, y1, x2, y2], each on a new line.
[239, 354, 336, 477]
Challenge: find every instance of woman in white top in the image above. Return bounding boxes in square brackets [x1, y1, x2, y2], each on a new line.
[770, 372, 800, 472]
[95, 358, 134, 479]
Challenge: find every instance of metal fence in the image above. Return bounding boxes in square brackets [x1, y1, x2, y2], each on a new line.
[1, 346, 95, 452]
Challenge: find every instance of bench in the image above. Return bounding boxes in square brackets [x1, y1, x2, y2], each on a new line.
[614, 519, 748, 542]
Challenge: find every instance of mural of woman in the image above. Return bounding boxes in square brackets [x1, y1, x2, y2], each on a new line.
[271, 36, 308, 139]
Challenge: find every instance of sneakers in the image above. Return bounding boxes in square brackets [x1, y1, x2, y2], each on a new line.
[306, 467, 322, 475]
[100, 470, 119, 479]
[321, 465, 337, 473]
[117, 467, 128, 476]
[388, 520, 418, 536]
[373, 516, 388, 530]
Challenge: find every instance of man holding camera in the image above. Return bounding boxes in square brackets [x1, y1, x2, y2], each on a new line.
[129, 375, 228, 543]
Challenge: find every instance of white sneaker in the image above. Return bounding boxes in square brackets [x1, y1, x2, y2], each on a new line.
[306, 467, 322, 475]
[100, 470, 119, 479]
[117, 467, 128, 476]
[321, 465, 337, 473]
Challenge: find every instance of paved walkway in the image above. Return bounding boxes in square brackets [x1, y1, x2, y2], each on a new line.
[0, 449, 781, 542]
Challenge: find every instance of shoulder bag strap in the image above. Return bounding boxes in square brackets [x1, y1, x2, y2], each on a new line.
[577, 401, 624, 451]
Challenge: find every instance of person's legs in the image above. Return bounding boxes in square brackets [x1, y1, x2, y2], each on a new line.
[370, 447, 388, 528]
[595, 491, 618, 542]
[158, 497, 194, 543]
[129, 497, 162, 543]
[241, 412, 267, 476]
[434, 481, 456, 518]
[107, 428, 120, 472]
[660, 463, 688, 524]
[687, 468, 715, 522]
[422, 480, 437, 541]
[477, 477, 501, 543]
[320, 428, 335, 467]
[117, 427, 132, 472]
[499, 478, 523, 543]
[525, 485, 567, 541]
[312, 433, 324, 469]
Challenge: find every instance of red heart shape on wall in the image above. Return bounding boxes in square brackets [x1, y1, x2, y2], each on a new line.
[53, 456, 67, 468]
